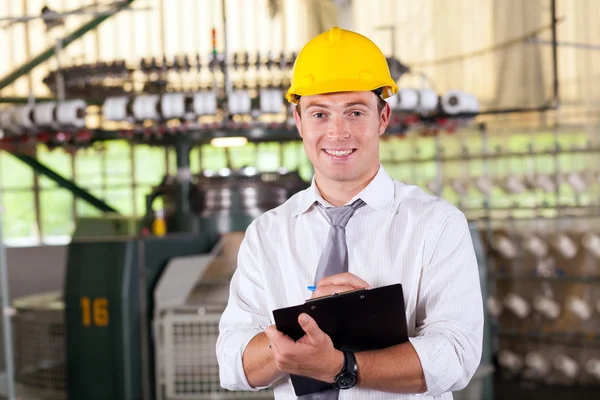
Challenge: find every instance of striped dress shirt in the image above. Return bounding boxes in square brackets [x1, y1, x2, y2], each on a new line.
[216, 164, 484, 399]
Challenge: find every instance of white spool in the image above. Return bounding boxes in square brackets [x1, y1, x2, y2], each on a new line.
[567, 171, 587, 193]
[450, 179, 468, 196]
[553, 354, 578, 379]
[259, 89, 283, 114]
[11, 105, 34, 134]
[502, 174, 526, 194]
[441, 90, 479, 115]
[586, 358, 600, 379]
[523, 235, 548, 258]
[441, 90, 465, 114]
[553, 233, 577, 259]
[504, 292, 530, 318]
[582, 233, 600, 259]
[228, 90, 251, 114]
[33, 102, 57, 127]
[192, 91, 217, 115]
[499, 350, 523, 372]
[492, 235, 518, 259]
[160, 93, 186, 119]
[475, 175, 494, 196]
[103, 96, 129, 121]
[525, 352, 550, 376]
[56, 99, 87, 128]
[133, 95, 160, 121]
[536, 174, 556, 192]
[535, 256, 556, 277]
[487, 296, 503, 317]
[419, 88, 438, 111]
[464, 93, 480, 113]
[395, 88, 419, 110]
[268, 90, 283, 113]
[533, 295, 560, 320]
[567, 296, 592, 320]
[0, 108, 12, 130]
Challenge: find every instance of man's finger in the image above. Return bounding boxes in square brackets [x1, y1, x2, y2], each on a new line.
[317, 272, 370, 290]
[312, 284, 355, 299]
[264, 325, 287, 349]
[297, 313, 325, 340]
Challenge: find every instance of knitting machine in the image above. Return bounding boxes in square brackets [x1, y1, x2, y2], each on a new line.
[7, 164, 308, 400]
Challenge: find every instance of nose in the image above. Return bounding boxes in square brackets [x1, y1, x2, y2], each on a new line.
[327, 114, 350, 139]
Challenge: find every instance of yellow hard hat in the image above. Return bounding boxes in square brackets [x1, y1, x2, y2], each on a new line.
[286, 26, 398, 104]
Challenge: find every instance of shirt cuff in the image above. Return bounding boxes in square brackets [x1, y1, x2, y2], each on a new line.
[409, 335, 457, 397]
[219, 328, 271, 391]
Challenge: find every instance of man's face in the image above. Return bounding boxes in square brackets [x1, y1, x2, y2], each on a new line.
[293, 91, 390, 186]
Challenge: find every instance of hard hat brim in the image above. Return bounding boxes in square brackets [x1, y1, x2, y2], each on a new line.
[286, 78, 398, 104]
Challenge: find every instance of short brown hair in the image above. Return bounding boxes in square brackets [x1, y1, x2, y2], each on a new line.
[295, 93, 388, 117]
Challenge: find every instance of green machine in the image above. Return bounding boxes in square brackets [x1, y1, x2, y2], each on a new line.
[63, 156, 308, 399]
[64, 233, 217, 400]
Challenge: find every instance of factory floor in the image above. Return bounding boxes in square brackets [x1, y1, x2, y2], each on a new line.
[493, 376, 600, 400]
[2, 372, 600, 399]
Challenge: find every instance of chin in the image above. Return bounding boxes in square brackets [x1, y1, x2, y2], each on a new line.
[324, 170, 361, 183]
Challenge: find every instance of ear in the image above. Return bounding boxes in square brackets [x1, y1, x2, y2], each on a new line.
[378, 102, 391, 136]
[293, 103, 303, 138]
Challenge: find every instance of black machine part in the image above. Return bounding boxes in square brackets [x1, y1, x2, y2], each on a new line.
[145, 167, 309, 234]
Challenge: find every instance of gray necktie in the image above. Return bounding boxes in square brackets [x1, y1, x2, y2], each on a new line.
[314, 199, 366, 285]
[304, 198, 365, 400]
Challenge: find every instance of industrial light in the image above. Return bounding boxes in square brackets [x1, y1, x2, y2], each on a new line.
[210, 136, 248, 147]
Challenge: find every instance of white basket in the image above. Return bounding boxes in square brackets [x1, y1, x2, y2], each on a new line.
[154, 309, 273, 400]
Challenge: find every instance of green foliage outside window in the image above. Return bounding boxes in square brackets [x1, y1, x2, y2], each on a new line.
[0, 131, 593, 245]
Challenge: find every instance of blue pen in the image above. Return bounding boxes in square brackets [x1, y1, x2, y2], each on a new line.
[307, 285, 317, 292]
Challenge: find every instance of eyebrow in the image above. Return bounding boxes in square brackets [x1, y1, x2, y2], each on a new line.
[304, 103, 330, 111]
[304, 101, 372, 111]
[343, 101, 371, 108]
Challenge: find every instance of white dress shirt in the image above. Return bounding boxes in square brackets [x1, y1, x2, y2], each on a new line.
[216, 164, 484, 400]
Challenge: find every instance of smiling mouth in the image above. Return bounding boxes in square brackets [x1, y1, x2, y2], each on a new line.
[323, 149, 356, 156]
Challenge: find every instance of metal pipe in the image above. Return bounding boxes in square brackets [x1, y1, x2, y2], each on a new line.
[551, 0, 560, 106]
[0, 186, 16, 400]
[551, 0, 561, 228]
[0, 97, 102, 105]
[476, 104, 554, 116]
[10, 153, 119, 213]
[136, 239, 151, 400]
[175, 136, 192, 233]
[527, 37, 600, 52]
[0, 0, 136, 91]
[54, 39, 66, 102]
[222, 0, 232, 98]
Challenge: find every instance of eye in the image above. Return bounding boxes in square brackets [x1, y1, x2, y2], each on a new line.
[351, 111, 363, 117]
[313, 112, 325, 119]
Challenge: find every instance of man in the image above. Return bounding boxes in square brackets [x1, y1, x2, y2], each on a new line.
[216, 26, 484, 399]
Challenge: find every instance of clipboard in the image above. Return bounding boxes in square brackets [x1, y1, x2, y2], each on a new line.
[272, 283, 409, 396]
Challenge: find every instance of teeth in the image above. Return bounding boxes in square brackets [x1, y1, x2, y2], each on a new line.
[325, 149, 352, 156]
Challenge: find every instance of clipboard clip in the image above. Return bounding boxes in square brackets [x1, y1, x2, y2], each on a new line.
[305, 287, 369, 303]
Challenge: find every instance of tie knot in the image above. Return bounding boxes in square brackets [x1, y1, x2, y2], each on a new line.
[324, 199, 365, 228]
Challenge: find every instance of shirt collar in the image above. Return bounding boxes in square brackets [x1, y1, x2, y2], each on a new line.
[292, 164, 396, 216]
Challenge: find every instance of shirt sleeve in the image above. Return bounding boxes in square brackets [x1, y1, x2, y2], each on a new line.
[216, 221, 272, 391]
[408, 209, 484, 396]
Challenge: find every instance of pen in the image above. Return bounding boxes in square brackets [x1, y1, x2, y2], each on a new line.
[307, 286, 316, 292]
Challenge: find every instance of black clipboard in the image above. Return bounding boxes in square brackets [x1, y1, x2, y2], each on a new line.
[272, 283, 409, 396]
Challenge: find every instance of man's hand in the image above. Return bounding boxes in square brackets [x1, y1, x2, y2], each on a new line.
[264, 313, 344, 383]
[312, 272, 370, 299]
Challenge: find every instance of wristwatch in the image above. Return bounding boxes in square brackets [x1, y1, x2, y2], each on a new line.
[333, 351, 358, 390]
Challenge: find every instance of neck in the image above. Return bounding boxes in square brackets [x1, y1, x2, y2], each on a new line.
[315, 165, 379, 207]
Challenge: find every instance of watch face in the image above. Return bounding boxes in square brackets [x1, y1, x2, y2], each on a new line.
[334, 372, 357, 390]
